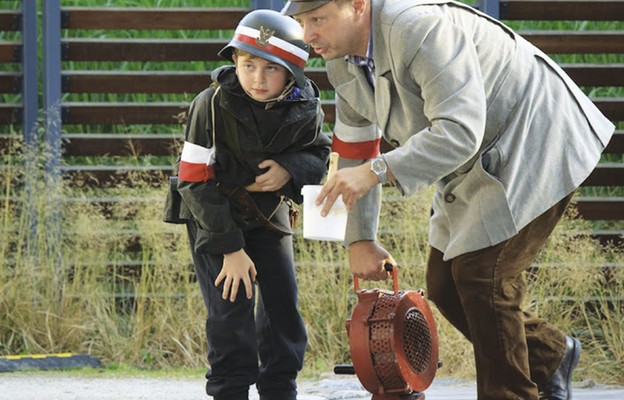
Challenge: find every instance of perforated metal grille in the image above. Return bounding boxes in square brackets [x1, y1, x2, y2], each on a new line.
[403, 308, 433, 373]
[369, 292, 403, 389]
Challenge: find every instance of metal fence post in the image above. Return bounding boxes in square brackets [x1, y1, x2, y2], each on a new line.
[21, 0, 38, 147]
[250, 0, 283, 11]
[479, 0, 500, 19]
[19, 0, 39, 258]
[43, 0, 62, 175]
[42, 0, 63, 268]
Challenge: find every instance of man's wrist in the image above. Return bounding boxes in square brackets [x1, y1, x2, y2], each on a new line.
[370, 156, 389, 184]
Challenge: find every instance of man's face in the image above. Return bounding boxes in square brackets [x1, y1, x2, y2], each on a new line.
[294, 1, 367, 60]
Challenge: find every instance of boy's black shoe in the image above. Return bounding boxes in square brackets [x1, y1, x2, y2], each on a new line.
[538, 336, 581, 400]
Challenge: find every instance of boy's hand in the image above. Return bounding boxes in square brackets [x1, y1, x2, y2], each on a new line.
[215, 249, 257, 302]
[245, 159, 291, 192]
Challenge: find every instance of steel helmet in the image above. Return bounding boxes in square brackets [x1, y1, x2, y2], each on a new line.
[218, 9, 310, 88]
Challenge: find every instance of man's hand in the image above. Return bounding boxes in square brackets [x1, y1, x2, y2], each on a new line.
[316, 162, 378, 216]
[215, 249, 257, 302]
[348, 240, 395, 281]
[245, 159, 291, 192]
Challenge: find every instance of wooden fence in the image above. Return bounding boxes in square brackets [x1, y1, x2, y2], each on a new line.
[0, 1, 623, 255]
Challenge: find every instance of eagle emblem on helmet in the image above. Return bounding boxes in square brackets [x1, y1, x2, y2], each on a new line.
[256, 26, 274, 47]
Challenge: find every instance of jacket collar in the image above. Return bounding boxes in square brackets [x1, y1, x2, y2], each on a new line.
[370, 0, 391, 78]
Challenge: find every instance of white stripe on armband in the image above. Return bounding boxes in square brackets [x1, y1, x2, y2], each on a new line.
[333, 113, 380, 143]
[180, 141, 215, 164]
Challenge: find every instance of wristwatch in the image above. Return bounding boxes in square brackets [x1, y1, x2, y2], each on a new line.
[370, 156, 389, 184]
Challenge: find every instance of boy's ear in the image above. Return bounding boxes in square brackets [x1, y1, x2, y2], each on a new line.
[231, 54, 237, 63]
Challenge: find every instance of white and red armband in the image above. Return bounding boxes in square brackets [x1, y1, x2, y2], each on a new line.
[178, 141, 216, 182]
[331, 115, 381, 161]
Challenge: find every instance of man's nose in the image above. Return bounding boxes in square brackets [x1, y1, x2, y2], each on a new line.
[302, 26, 316, 45]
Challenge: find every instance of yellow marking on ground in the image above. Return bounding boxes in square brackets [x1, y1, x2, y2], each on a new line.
[0, 353, 74, 360]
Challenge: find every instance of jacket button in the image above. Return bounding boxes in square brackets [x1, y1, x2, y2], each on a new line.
[445, 193, 456, 203]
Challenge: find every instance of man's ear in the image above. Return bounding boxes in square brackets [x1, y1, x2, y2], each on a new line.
[353, 0, 367, 15]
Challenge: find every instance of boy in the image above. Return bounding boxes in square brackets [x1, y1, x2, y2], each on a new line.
[164, 9, 330, 400]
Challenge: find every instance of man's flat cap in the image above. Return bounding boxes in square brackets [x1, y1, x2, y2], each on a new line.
[282, 0, 331, 16]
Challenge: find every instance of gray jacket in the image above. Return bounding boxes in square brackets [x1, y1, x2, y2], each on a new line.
[328, 0, 615, 259]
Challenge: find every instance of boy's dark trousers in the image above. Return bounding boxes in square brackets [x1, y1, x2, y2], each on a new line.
[426, 193, 574, 400]
[187, 221, 307, 400]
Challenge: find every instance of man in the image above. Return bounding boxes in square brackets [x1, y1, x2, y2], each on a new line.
[282, 1, 615, 399]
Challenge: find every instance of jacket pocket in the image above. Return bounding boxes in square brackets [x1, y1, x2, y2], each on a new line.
[441, 151, 516, 248]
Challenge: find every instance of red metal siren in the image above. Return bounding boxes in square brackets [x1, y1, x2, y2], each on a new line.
[342, 265, 440, 400]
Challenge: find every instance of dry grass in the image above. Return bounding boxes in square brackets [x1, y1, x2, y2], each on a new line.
[1, 144, 623, 385]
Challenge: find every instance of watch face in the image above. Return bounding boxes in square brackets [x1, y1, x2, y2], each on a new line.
[372, 158, 387, 174]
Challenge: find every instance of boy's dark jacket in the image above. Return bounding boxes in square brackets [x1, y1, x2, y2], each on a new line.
[164, 66, 330, 254]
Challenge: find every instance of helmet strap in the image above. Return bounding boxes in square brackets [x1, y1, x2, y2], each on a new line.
[246, 78, 297, 110]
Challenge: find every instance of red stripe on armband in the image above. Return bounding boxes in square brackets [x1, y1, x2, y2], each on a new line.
[331, 134, 381, 160]
[178, 161, 216, 183]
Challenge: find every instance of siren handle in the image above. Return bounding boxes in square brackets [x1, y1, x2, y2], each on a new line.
[353, 263, 398, 294]
[333, 364, 356, 375]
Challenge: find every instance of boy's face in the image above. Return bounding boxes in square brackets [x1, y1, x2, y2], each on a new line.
[233, 53, 291, 101]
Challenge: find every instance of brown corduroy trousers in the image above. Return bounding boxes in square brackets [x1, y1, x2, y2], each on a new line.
[426, 193, 574, 400]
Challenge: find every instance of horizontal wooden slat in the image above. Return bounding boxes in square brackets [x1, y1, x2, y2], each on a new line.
[594, 98, 624, 121]
[61, 67, 332, 94]
[62, 133, 181, 156]
[305, 67, 332, 89]
[0, 72, 20, 93]
[521, 31, 624, 54]
[4, 129, 616, 159]
[0, 10, 20, 31]
[62, 35, 624, 62]
[0, 104, 20, 124]
[561, 64, 624, 87]
[605, 130, 624, 154]
[62, 39, 228, 62]
[58, 163, 621, 190]
[583, 164, 624, 187]
[62, 102, 189, 125]
[62, 7, 247, 30]
[0, 133, 181, 155]
[501, 0, 624, 21]
[54, 195, 624, 223]
[59, 64, 623, 96]
[62, 71, 213, 94]
[588, 231, 624, 247]
[0, 41, 20, 63]
[321, 65, 624, 89]
[60, 102, 337, 125]
[110, 231, 624, 253]
[575, 197, 624, 220]
[61, 165, 172, 187]
[60, 97, 620, 127]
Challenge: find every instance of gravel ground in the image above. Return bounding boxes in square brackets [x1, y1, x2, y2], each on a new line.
[1, 371, 624, 400]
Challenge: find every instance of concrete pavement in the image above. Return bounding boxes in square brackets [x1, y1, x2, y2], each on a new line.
[1, 371, 624, 400]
